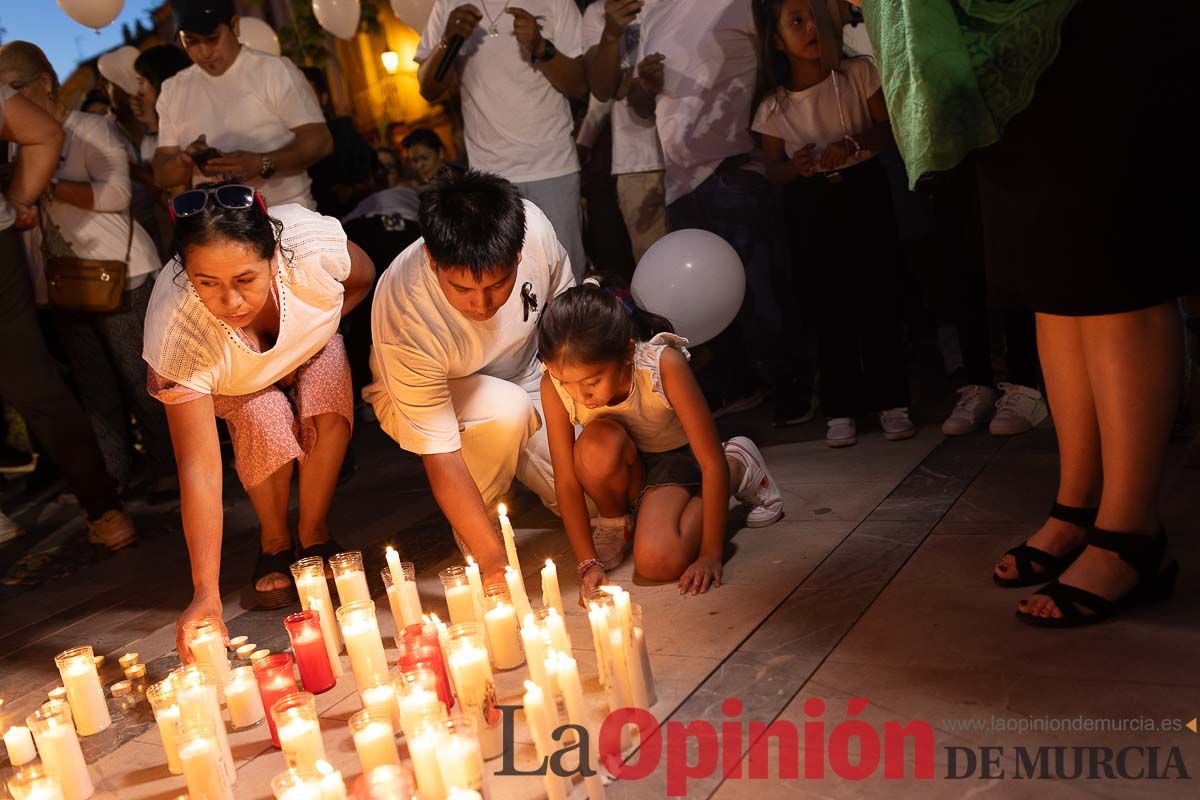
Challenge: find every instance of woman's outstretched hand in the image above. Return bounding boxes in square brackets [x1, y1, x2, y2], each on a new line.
[579, 563, 608, 606]
[678, 556, 721, 596]
[176, 591, 226, 662]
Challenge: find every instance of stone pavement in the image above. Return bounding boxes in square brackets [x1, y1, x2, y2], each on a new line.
[1, 416, 1198, 799]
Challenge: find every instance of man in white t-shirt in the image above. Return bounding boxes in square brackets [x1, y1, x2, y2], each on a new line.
[151, 0, 332, 209]
[415, 0, 588, 280]
[365, 171, 574, 583]
[580, 0, 665, 262]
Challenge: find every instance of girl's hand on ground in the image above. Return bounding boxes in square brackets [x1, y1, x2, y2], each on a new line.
[678, 557, 721, 595]
[579, 564, 608, 606]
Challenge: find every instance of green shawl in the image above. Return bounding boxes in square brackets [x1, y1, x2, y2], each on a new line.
[862, 0, 1080, 188]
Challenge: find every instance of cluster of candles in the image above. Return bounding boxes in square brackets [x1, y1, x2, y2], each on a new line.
[2, 504, 655, 800]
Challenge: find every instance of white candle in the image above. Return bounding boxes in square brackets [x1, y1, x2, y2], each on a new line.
[361, 680, 402, 730]
[498, 503, 522, 574]
[188, 626, 232, 692]
[483, 601, 524, 670]
[587, 604, 612, 693]
[447, 790, 483, 800]
[608, 628, 634, 710]
[520, 619, 549, 691]
[555, 652, 605, 798]
[224, 669, 265, 728]
[464, 557, 487, 628]
[504, 565, 534, 622]
[316, 761, 348, 800]
[334, 570, 370, 608]
[522, 681, 567, 800]
[406, 725, 445, 800]
[438, 727, 484, 793]
[337, 602, 389, 691]
[28, 712, 92, 800]
[384, 579, 406, 640]
[278, 715, 326, 771]
[445, 641, 502, 759]
[445, 582, 477, 627]
[400, 577, 423, 630]
[630, 625, 655, 709]
[5, 725, 37, 766]
[385, 547, 403, 590]
[545, 607, 571, 654]
[305, 594, 344, 679]
[55, 649, 110, 736]
[153, 703, 183, 774]
[397, 685, 444, 739]
[174, 670, 237, 786]
[541, 560, 564, 616]
[179, 733, 233, 800]
[350, 714, 400, 773]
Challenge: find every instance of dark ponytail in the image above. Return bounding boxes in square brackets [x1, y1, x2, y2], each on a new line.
[537, 273, 674, 366]
[172, 181, 287, 279]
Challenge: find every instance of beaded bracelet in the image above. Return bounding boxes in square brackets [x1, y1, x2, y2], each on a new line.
[577, 558, 604, 578]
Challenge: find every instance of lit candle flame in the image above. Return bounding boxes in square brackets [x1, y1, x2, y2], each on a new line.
[498, 503, 508, 517]
[545, 558, 553, 567]
[385, 545, 395, 555]
[467, 555, 476, 566]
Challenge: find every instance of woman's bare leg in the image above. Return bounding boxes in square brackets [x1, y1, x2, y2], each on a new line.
[246, 460, 294, 592]
[297, 413, 351, 549]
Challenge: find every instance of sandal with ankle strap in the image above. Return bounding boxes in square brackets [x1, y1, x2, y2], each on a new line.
[254, 548, 298, 609]
[993, 503, 1097, 588]
[1016, 526, 1179, 628]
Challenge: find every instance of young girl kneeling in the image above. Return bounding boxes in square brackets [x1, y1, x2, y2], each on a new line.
[538, 278, 784, 598]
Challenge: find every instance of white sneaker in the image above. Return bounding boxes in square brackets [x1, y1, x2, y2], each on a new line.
[724, 437, 784, 528]
[826, 417, 857, 448]
[880, 407, 916, 441]
[590, 515, 631, 570]
[942, 384, 998, 436]
[989, 383, 1048, 436]
[1, 511, 25, 544]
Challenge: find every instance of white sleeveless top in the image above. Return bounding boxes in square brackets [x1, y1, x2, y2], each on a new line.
[547, 333, 691, 454]
[142, 204, 350, 396]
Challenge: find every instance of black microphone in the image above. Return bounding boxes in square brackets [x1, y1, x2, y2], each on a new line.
[434, 35, 464, 82]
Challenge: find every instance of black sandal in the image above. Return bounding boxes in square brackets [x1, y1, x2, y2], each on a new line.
[1016, 527, 1179, 628]
[993, 503, 1096, 588]
[254, 548, 298, 609]
[297, 538, 345, 562]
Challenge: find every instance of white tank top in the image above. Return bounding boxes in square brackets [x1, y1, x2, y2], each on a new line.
[548, 333, 691, 453]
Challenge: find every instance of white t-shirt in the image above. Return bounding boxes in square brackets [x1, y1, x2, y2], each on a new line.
[156, 47, 325, 208]
[18, 111, 160, 301]
[0, 85, 16, 231]
[415, 0, 583, 183]
[751, 58, 881, 172]
[637, 0, 758, 204]
[142, 204, 350, 396]
[581, 2, 664, 176]
[365, 200, 574, 455]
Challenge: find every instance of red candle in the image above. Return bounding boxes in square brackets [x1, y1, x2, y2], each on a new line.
[253, 653, 298, 748]
[284, 609, 336, 694]
[398, 623, 454, 712]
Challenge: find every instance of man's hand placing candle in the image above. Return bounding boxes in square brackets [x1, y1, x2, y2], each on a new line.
[176, 591, 227, 662]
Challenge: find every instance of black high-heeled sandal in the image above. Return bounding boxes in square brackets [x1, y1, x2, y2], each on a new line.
[993, 503, 1097, 588]
[1016, 527, 1179, 628]
[253, 548, 298, 609]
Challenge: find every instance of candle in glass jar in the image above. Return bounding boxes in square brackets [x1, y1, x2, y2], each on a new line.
[7, 763, 66, 800]
[439, 566, 477, 627]
[253, 653, 299, 748]
[541, 559, 564, 616]
[394, 667, 446, 738]
[291, 557, 344, 665]
[329, 552, 371, 607]
[406, 722, 445, 800]
[522, 681, 567, 800]
[147, 680, 183, 774]
[53, 647, 110, 736]
[385, 549, 424, 628]
[482, 585, 524, 670]
[464, 557, 487, 625]
[184, 617, 231, 693]
[177, 721, 233, 800]
[436, 715, 484, 794]
[553, 651, 605, 799]
[225, 666, 265, 728]
[349, 710, 400, 773]
[443, 623, 502, 760]
[337, 601, 389, 692]
[285, 610, 336, 694]
[497, 503, 522, 574]
[270, 768, 322, 800]
[503, 565, 534, 622]
[27, 704, 93, 800]
[360, 676, 401, 730]
[316, 761, 347, 800]
[272, 693, 326, 772]
[587, 603, 612, 693]
[5, 724, 37, 766]
[520, 618, 549, 692]
[172, 665, 237, 786]
[545, 607, 572, 654]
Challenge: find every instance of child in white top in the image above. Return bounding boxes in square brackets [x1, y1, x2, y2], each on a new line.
[752, 0, 912, 448]
[539, 276, 785, 598]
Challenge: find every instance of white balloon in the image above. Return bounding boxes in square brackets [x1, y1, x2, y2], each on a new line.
[631, 229, 746, 347]
[97, 45, 139, 95]
[390, 0, 435, 31]
[313, 0, 362, 40]
[57, 0, 123, 30]
[237, 16, 281, 56]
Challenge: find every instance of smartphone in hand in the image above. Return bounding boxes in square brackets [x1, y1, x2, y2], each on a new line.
[191, 147, 221, 173]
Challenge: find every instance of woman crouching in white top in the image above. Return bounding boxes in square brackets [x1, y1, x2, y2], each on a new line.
[141, 182, 374, 655]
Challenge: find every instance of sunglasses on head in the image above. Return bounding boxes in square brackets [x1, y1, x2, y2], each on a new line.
[169, 184, 266, 222]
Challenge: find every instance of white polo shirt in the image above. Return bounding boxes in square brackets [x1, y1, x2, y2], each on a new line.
[415, 0, 583, 184]
[156, 47, 325, 208]
[365, 201, 574, 455]
[581, 1, 664, 176]
[637, 0, 757, 204]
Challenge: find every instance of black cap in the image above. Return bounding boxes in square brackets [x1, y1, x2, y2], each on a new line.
[172, 0, 236, 36]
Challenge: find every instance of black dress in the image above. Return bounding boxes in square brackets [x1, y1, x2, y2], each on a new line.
[974, 1, 1199, 316]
